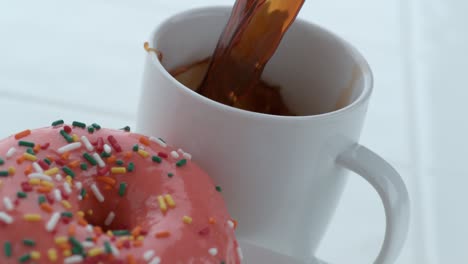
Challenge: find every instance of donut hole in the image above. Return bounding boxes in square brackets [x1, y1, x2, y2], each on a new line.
[79, 193, 136, 233]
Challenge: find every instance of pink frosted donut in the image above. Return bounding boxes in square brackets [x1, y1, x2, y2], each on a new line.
[0, 121, 241, 264]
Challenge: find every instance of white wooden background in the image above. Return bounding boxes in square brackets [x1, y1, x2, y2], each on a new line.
[1, 0, 466, 263]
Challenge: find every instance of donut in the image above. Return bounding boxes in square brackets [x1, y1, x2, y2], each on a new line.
[0, 121, 242, 264]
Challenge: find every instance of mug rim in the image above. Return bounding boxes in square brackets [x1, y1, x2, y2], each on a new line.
[147, 5, 374, 122]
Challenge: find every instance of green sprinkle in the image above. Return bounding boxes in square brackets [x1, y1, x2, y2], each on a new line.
[72, 121, 86, 128]
[51, 119, 64, 126]
[80, 163, 88, 171]
[0, 158, 4, 165]
[0, 171, 9, 177]
[26, 148, 35, 155]
[4, 241, 12, 257]
[60, 130, 73, 143]
[176, 159, 187, 167]
[215, 186, 222, 192]
[104, 241, 112, 254]
[101, 152, 111, 158]
[18, 253, 31, 262]
[80, 188, 86, 198]
[62, 166, 75, 178]
[43, 158, 51, 165]
[112, 230, 130, 236]
[87, 126, 95, 134]
[69, 237, 83, 254]
[38, 195, 46, 204]
[17, 192, 27, 198]
[168, 173, 174, 178]
[83, 153, 97, 166]
[92, 123, 101, 130]
[61, 211, 73, 218]
[152, 156, 162, 164]
[221, 262, 226, 264]
[132, 144, 139, 152]
[22, 239, 35, 247]
[127, 162, 134, 172]
[116, 160, 124, 166]
[18, 141, 34, 148]
[121, 126, 131, 132]
[118, 182, 127, 197]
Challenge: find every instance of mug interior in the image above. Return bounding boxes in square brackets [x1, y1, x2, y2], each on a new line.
[153, 7, 372, 116]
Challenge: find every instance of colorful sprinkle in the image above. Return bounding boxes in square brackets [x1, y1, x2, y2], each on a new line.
[137, 149, 149, 158]
[216, 186, 222, 192]
[14, 129, 31, 140]
[112, 230, 130, 236]
[58, 142, 82, 154]
[4, 241, 12, 257]
[91, 123, 101, 130]
[164, 194, 176, 208]
[157, 195, 167, 213]
[91, 183, 104, 202]
[23, 214, 42, 221]
[17, 191, 27, 198]
[183, 216, 193, 224]
[104, 211, 116, 226]
[107, 135, 122, 152]
[208, 247, 218, 256]
[0, 171, 8, 177]
[72, 121, 86, 128]
[46, 212, 61, 231]
[62, 166, 75, 178]
[118, 182, 127, 197]
[0, 212, 13, 224]
[152, 155, 162, 163]
[155, 231, 171, 238]
[51, 120, 64, 126]
[6, 147, 16, 159]
[18, 253, 31, 263]
[60, 130, 74, 143]
[104, 144, 112, 154]
[28, 172, 53, 182]
[64, 255, 84, 264]
[47, 248, 58, 262]
[150, 136, 167, 148]
[143, 250, 155, 261]
[111, 167, 126, 174]
[23, 239, 36, 247]
[127, 162, 135, 172]
[93, 153, 105, 168]
[176, 159, 187, 167]
[3, 197, 13, 211]
[23, 153, 37, 161]
[18, 141, 35, 148]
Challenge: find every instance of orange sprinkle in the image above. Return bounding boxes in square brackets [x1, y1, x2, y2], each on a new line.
[139, 136, 150, 146]
[68, 224, 76, 236]
[68, 160, 80, 168]
[58, 243, 71, 250]
[96, 176, 116, 185]
[131, 226, 142, 237]
[61, 152, 71, 160]
[104, 184, 112, 190]
[46, 155, 55, 162]
[209, 217, 216, 224]
[94, 226, 103, 236]
[116, 240, 124, 249]
[33, 144, 41, 153]
[37, 186, 53, 193]
[14, 129, 31, 140]
[127, 254, 137, 264]
[132, 240, 143, 247]
[123, 151, 133, 159]
[155, 231, 171, 238]
[16, 156, 25, 164]
[24, 165, 33, 176]
[107, 155, 117, 164]
[77, 217, 88, 226]
[40, 203, 53, 213]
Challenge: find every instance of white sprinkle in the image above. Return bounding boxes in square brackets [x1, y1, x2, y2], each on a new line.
[0, 212, 13, 224]
[46, 212, 61, 232]
[32, 162, 44, 173]
[3, 197, 13, 211]
[6, 147, 16, 159]
[208, 247, 218, 256]
[149, 256, 161, 264]
[64, 255, 84, 264]
[82, 241, 95, 248]
[78, 195, 83, 201]
[64, 182, 72, 194]
[110, 245, 120, 257]
[143, 250, 155, 261]
[55, 173, 63, 181]
[237, 247, 244, 260]
[86, 225, 94, 233]
[104, 211, 115, 226]
[139, 145, 145, 150]
[103, 144, 112, 154]
[182, 152, 192, 160]
[53, 189, 62, 202]
[177, 148, 184, 154]
[93, 153, 106, 168]
[170, 151, 179, 159]
[91, 183, 104, 202]
[75, 181, 82, 190]
[150, 136, 167, 148]
[57, 142, 82, 154]
[227, 220, 235, 229]
[81, 136, 94, 152]
[28, 173, 52, 182]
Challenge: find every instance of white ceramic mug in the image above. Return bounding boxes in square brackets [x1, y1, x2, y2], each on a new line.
[137, 6, 410, 264]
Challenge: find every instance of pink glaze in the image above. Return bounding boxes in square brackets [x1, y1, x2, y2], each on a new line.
[0, 124, 241, 263]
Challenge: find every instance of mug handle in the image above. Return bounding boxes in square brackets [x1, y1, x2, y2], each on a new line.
[331, 143, 410, 264]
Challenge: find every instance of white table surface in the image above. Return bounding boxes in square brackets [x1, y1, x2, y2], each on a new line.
[1, 0, 465, 263]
